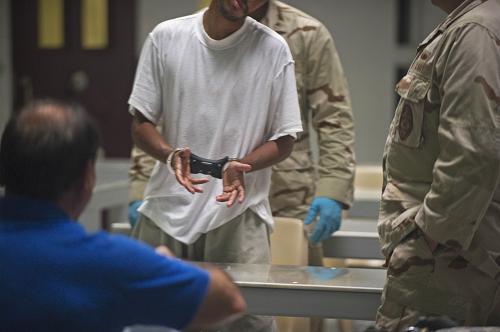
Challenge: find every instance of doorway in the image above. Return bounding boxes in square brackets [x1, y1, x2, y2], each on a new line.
[11, 0, 136, 157]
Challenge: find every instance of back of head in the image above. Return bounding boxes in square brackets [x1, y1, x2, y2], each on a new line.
[0, 99, 100, 202]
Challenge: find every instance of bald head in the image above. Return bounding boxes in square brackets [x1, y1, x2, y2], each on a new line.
[0, 100, 100, 202]
[14, 102, 80, 148]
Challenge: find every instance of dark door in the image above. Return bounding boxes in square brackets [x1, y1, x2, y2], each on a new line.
[11, 0, 136, 157]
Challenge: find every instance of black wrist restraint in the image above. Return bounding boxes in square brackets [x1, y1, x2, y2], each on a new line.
[189, 153, 229, 179]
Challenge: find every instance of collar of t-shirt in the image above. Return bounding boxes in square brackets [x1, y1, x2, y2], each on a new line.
[196, 10, 252, 51]
[0, 195, 70, 224]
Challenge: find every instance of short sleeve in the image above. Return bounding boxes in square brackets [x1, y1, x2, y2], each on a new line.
[267, 58, 303, 141]
[128, 35, 164, 124]
[105, 236, 210, 330]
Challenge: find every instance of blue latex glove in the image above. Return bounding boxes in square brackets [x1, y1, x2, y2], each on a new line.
[128, 200, 142, 227]
[307, 266, 346, 280]
[304, 197, 342, 244]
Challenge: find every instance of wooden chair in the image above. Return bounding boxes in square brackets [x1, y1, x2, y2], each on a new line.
[271, 217, 310, 332]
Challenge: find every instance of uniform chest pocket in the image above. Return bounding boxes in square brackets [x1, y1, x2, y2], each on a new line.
[393, 75, 430, 148]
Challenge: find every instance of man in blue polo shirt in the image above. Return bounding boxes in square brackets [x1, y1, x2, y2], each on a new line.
[0, 100, 245, 332]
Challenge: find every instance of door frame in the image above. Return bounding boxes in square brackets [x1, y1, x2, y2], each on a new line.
[10, 0, 137, 158]
[0, 0, 12, 133]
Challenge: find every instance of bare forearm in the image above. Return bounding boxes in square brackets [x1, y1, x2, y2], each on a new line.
[240, 135, 294, 172]
[187, 264, 246, 329]
[131, 111, 172, 163]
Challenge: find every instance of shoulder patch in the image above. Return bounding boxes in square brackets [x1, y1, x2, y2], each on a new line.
[398, 105, 413, 141]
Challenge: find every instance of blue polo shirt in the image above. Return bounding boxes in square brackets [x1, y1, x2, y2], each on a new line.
[0, 196, 210, 332]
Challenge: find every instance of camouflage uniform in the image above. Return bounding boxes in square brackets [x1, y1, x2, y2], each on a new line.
[264, 0, 355, 222]
[377, 1, 500, 330]
[129, 129, 159, 202]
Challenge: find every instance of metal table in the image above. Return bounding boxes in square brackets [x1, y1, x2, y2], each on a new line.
[79, 159, 130, 232]
[220, 263, 385, 320]
[323, 218, 384, 259]
[350, 188, 381, 219]
[320, 187, 383, 260]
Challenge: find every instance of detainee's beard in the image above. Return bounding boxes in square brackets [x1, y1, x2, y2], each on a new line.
[218, 0, 249, 22]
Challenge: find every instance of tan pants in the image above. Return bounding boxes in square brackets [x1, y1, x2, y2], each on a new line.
[376, 229, 500, 332]
[132, 209, 277, 332]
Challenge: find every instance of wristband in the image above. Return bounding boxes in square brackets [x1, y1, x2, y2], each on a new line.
[166, 148, 183, 175]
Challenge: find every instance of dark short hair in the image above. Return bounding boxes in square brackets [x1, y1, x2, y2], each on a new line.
[0, 100, 100, 201]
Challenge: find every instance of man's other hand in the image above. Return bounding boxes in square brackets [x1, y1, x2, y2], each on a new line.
[155, 245, 176, 258]
[216, 161, 252, 207]
[304, 197, 342, 244]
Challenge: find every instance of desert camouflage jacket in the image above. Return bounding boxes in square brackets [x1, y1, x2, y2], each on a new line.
[265, 0, 355, 217]
[379, 0, 500, 280]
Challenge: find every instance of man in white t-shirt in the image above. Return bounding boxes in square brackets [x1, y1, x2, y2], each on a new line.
[128, 0, 302, 330]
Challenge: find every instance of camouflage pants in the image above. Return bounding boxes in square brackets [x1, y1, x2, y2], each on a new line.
[376, 229, 500, 332]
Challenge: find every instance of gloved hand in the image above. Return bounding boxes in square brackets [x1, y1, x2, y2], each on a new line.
[304, 197, 342, 245]
[128, 200, 143, 227]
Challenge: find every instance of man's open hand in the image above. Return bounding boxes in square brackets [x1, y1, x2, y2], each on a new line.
[216, 161, 252, 207]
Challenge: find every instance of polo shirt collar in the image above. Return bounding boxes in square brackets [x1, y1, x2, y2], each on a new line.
[0, 195, 70, 223]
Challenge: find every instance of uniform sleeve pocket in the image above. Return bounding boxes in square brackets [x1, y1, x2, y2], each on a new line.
[393, 75, 430, 148]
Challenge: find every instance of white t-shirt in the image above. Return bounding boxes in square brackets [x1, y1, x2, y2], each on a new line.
[128, 11, 302, 244]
